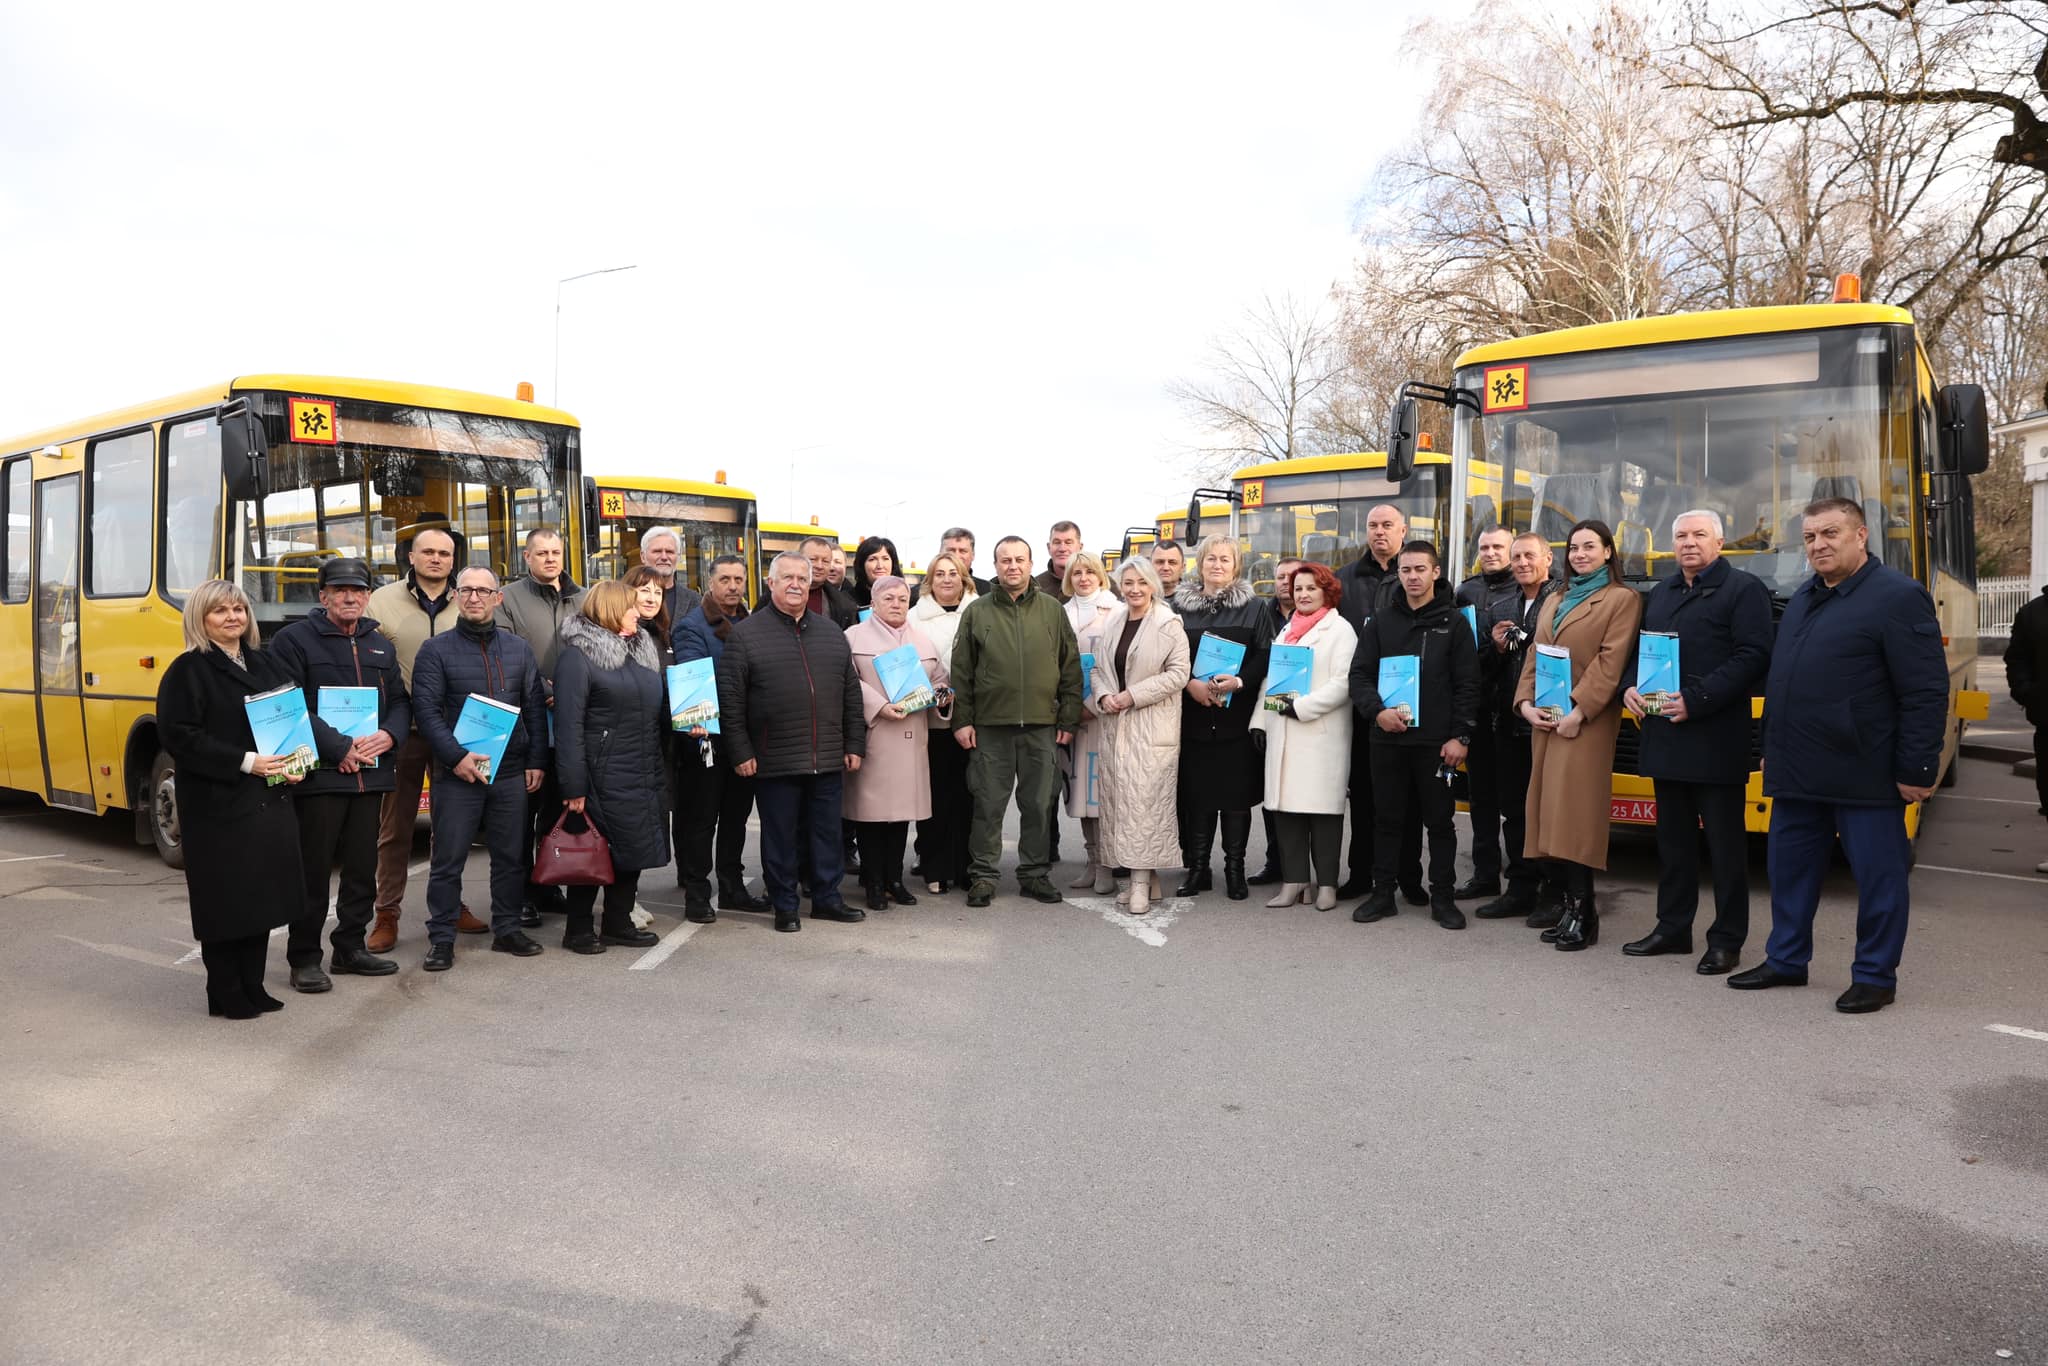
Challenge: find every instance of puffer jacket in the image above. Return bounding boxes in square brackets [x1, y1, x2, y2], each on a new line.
[554, 615, 671, 871]
[1349, 578, 1480, 748]
[716, 604, 867, 777]
[266, 607, 410, 796]
[412, 621, 550, 780]
[952, 581, 1083, 730]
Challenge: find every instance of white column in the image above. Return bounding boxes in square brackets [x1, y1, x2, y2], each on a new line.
[2027, 429, 2048, 589]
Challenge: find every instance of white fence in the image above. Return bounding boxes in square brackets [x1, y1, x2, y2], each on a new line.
[1979, 576, 2034, 638]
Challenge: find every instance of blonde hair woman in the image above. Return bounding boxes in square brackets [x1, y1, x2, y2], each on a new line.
[1061, 551, 1119, 892]
[1089, 556, 1191, 915]
[155, 580, 308, 1018]
[1172, 534, 1274, 899]
[912, 550, 978, 892]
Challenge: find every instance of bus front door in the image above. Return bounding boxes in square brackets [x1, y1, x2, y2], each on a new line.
[33, 475, 93, 810]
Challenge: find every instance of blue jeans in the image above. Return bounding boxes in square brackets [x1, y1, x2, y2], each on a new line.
[1764, 797, 1912, 988]
[426, 768, 529, 944]
[756, 772, 846, 912]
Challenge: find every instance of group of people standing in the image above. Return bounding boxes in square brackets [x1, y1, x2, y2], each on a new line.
[158, 491, 1950, 1020]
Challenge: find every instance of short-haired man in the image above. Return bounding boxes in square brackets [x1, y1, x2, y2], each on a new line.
[637, 524, 703, 623]
[717, 551, 867, 932]
[802, 535, 860, 630]
[953, 535, 1084, 906]
[1336, 504, 1423, 901]
[1729, 498, 1948, 1013]
[1151, 540, 1186, 605]
[672, 553, 765, 919]
[940, 527, 993, 595]
[1474, 533, 1564, 925]
[1621, 509, 1773, 975]
[1452, 526, 1518, 900]
[1349, 541, 1480, 929]
[269, 557, 408, 990]
[366, 525, 488, 949]
[411, 567, 551, 970]
[1035, 521, 1082, 602]
[495, 526, 583, 926]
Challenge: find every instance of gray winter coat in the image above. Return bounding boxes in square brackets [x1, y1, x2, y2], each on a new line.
[553, 615, 672, 872]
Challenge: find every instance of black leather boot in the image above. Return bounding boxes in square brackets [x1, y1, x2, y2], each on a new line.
[1220, 810, 1252, 900]
[1528, 886, 1566, 933]
[1176, 811, 1216, 897]
[239, 936, 283, 1012]
[1548, 893, 1583, 948]
[1555, 893, 1599, 951]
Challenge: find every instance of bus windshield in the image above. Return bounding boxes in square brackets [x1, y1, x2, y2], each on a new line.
[588, 484, 753, 591]
[1453, 325, 1913, 597]
[236, 395, 575, 623]
[1237, 462, 1448, 591]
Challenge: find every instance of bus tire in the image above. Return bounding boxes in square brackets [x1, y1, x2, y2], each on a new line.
[147, 750, 185, 870]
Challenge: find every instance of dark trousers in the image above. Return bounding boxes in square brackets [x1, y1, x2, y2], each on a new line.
[288, 791, 381, 966]
[967, 724, 1059, 884]
[1494, 723, 1539, 893]
[1652, 779, 1750, 949]
[426, 769, 528, 943]
[676, 745, 755, 900]
[200, 934, 269, 1002]
[1272, 811, 1342, 885]
[2034, 725, 2047, 816]
[915, 728, 973, 885]
[1465, 718, 1503, 882]
[375, 731, 433, 916]
[1368, 745, 1456, 891]
[524, 764, 563, 902]
[1764, 797, 1913, 988]
[1546, 858, 1594, 898]
[757, 772, 846, 913]
[857, 820, 909, 889]
[1257, 809, 1280, 872]
[1348, 728, 1422, 886]
[567, 868, 643, 935]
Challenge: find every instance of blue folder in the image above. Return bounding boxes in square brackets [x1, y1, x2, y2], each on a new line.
[1265, 644, 1314, 699]
[1534, 644, 1573, 718]
[453, 693, 521, 783]
[317, 685, 381, 768]
[1080, 651, 1095, 701]
[1377, 655, 1420, 729]
[1193, 633, 1248, 708]
[1460, 604, 1480, 645]
[1637, 632, 1681, 701]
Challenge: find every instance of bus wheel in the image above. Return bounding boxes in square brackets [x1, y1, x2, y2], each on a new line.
[148, 751, 185, 870]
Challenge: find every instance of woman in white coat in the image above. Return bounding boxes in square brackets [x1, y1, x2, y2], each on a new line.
[1250, 562, 1357, 910]
[1088, 557, 1192, 916]
[910, 552, 976, 893]
[1062, 552, 1120, 893]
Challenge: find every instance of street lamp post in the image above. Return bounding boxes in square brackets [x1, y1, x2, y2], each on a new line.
[554, 264, 638, 406]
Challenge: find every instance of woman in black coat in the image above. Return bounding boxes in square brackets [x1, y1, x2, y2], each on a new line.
[553, 581, 671, 953]
[155, 580, 308, 1018]
[1173, 534, 1273, 900]
[850, 535, 902, 608]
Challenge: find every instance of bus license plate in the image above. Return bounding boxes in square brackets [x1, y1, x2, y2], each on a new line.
[1610, 797, 1656, 824]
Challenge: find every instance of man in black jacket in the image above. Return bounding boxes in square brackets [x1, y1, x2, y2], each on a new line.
[1621, 510, 1773, 974]
[802, 536, 861, 629]
[1336, 504, 1421, 900]
[269, 558, 409, 991]
[1452, 526, 1518, 900]
[1349, 541, 1480, 929]
[2007, 584, 2048, 855]
[718, 551, 868, 932]
[412, 567, 551, 970]
[638, 524, 704, 624]
[1474, 533, 1563, 925]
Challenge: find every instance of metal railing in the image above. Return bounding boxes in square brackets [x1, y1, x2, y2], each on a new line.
[1979, 576, 2034, 637]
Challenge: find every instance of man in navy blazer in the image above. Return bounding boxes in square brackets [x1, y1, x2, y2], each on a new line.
[1729, 498, 1948, 1013]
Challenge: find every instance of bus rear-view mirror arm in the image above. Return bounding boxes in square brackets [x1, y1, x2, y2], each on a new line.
[216, 400, 270, 502]
[1386, 380, 1478, 484]
[1185, 487, 1239, 548]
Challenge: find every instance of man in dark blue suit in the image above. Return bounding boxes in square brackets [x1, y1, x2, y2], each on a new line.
[1621, 510, 1773, 975]
[1729, 498, 1948, 1013]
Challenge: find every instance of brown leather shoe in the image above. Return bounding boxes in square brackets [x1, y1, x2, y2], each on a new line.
[456, 905, 489, 935]
[365, 910, 399, 954]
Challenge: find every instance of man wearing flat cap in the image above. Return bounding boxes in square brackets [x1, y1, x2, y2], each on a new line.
[268, 557, 411, 991]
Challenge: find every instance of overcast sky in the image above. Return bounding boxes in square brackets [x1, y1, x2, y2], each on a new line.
[0, 1, 1439, 569]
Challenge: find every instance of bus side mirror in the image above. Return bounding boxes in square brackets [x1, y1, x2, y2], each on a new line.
[218, 405, 269, 501]
[1939, 384, 1990, 476]
[1386, 396, 1419, 483]
[1185, 496, 1203, 546]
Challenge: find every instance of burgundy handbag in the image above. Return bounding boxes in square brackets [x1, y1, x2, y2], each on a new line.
[533, 810, 615, 886]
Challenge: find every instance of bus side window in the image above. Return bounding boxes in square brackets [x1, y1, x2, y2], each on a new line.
[3, 459, 28, 602]
[163, 417, 224, 603]
[87, 429, 155, 598]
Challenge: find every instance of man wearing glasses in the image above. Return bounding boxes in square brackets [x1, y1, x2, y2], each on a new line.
[410, 567, 552, 970]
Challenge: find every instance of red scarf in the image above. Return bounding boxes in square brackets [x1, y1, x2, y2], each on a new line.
[1281, 605, 1329, 644]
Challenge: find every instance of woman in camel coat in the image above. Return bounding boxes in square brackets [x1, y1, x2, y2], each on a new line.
[1089, 557, 1192, 917]
[1513, 519, 1642, 952]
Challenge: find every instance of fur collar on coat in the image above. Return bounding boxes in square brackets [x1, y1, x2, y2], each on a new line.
[1173, 578, 1255, 614]
[561, 613, 661, 673]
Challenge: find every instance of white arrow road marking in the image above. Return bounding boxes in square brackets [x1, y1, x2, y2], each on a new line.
[630, 915, 703, 970]
[1987, 1024, 2048, 1043]
[1067, 893, 1194, 947]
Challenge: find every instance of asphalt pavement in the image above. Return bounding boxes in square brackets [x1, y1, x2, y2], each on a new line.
[1, 756, 2044, 1365]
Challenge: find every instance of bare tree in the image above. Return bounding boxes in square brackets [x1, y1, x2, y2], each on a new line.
[1168, 294, 1349, 479]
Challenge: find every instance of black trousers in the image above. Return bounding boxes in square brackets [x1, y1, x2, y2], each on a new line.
[915, 728, 973, 885]
[1465, 717, 1503, 881]
[1272, 811, 1342, 885]
[1652, 779, 1749, 950]
[428, 769, 528, 943]
[2034, 724, 2047, 816]
[1348, 727, 1422, 886]
[1547, 859, 1594, 898]
[524, 764, 564, 901]
[1368, 745, 1457, 891]
[857, 820, 909, 889]
[567, 868, 644, 935]
[675, 743, 755, 899]
[1494, 722, 1540, 893]
[288, 791, 381, 966]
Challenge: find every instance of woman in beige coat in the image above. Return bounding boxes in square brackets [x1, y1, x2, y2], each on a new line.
[1088, 557, 1192, 916]
[1513, 519, 1642, 952]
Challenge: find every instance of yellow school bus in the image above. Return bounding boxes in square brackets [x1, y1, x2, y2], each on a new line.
[585, 473, 759, 602]
[0, 374, 582, 865]
[756, 518, 838, 597]
[1200, 451, 1453, 597]
[1391, 289, 1992, 835]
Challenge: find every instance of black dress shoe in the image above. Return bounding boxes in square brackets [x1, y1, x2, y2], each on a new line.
[330, 947, 398, 977]
[1399, 883, 1429, 907]
[864, 886, 888, 912]
[600, 926, 660, 947]
[1452, 877, 1501, 900]
[1622, 927, 1694, 957]
[719, 886, 770, 912]
[1696, 946, 1740, 975]
[1473, 891, 1533, 920]
[888, 883, 919, 906]
[289, 963, 333, 993]
[562, 931, 606, 954]
[1335, 874, 1370, 900]
[1525, 893, 1565, 931]
[1246, 865, 1282, 886]
[526, 887, 568, 915]
[491, 931, 545, 957]
[684, 903, 717, 924]
[1352, 886, 1398, 923]
[1835, 983, 1896, 1013]
[423, 943, 455, 972]
[517, 906, 543, 928]
[774, 912, 801, 933]
[1429, 893, 1466, 930]
[810, 902, 866, 923]
[1726, 963, 1808, 990]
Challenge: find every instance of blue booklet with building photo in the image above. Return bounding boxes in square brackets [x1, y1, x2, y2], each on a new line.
[666, 658, 721, 733]
[1535, 644, 1573, 721]
[1193, 632, 1248, 708]
[1377, 655, 1420, 729]
[244, 683, 319, 786]
[453, 693, 522, 782]
[1637, 632, 1681, 715]
[1263, 644, 1314, 711]
[317, 685, 381, 768]
[875, 643, 938, 714]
